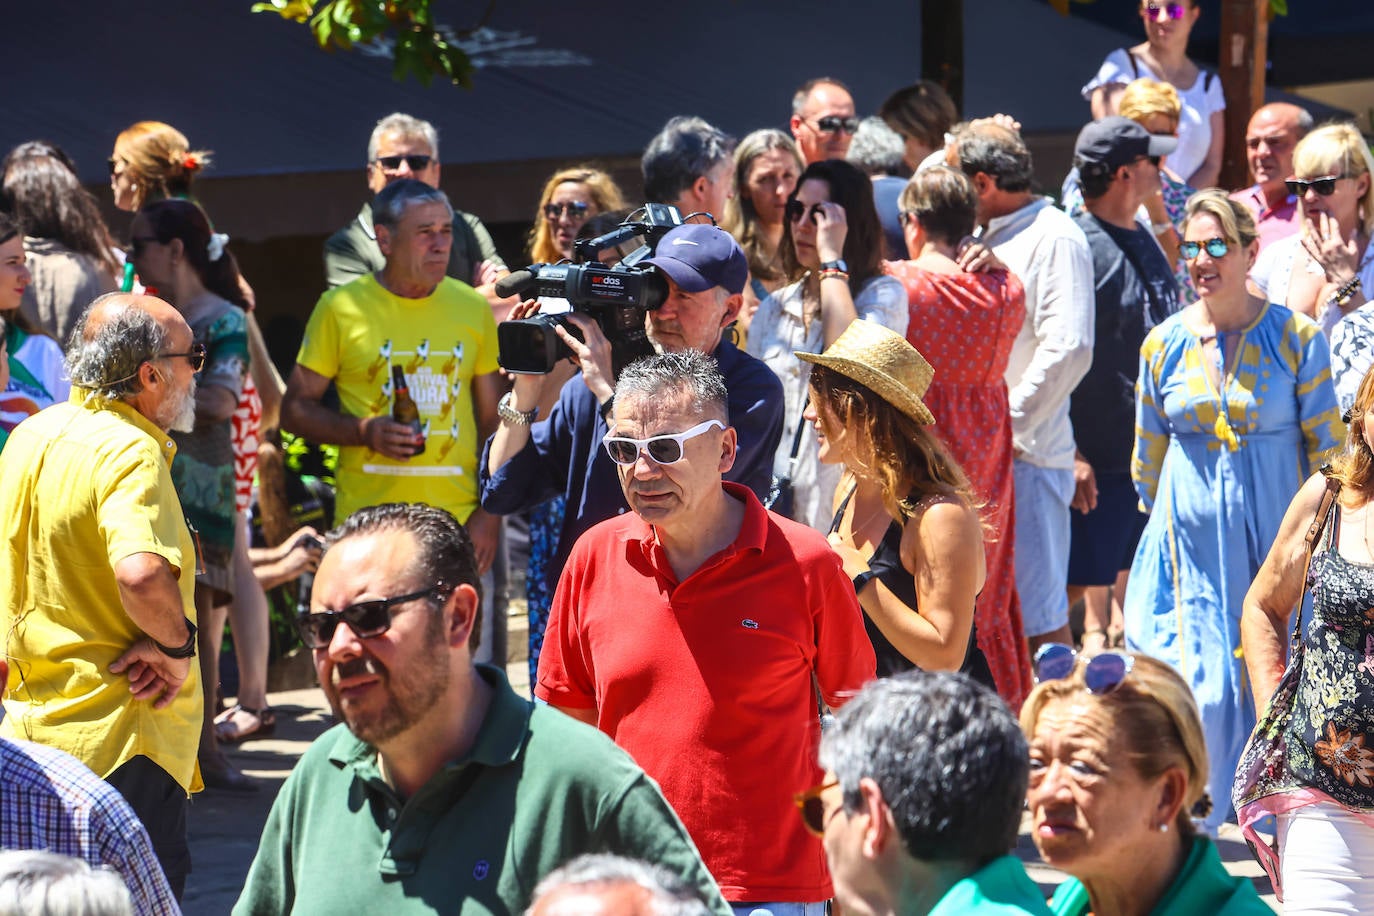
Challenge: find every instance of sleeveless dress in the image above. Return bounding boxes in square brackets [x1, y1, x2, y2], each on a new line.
[828, 486, 996, 690]
[1237, 498, 1374, 893]
[887, 262, 1031, 708]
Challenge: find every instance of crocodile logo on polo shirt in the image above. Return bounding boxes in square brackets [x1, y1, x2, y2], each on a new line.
[741, 619, 759, 629]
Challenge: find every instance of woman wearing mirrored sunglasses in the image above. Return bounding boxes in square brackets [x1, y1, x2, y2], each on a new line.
[884, 166, 1033, 707]
[1022, 651, 1271, 916]
[526, 166, 624, 267]
[132, 196, 258, 790]
[1082, 0, 1224, 190]
[1251, 124, 1374, 410]
[1240, 362, 1374, 911]
[1128, 189, 1343, 831]
[747, 159, 907, 532]
[796, 319, 996, 691]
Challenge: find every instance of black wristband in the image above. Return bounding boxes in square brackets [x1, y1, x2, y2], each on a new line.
[852, 569, 877, 595]
[599, 396, 615, 422]
[154, 617, 198, 659]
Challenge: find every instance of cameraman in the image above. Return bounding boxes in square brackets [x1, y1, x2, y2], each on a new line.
[480, 223, 783, 598]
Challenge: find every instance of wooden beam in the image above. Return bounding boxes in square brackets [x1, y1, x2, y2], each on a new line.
[921, 0, 965, 112]
[1217, 0, 1269, 189]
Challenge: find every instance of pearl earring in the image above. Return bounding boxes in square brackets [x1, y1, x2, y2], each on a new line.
[1158, 823, 1169, 833]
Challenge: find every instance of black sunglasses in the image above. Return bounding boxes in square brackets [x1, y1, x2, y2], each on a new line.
[1179, 237, 1230, 260]
[811, 116, 860, 135]
[544, 201, 590, 221]
[155, 342, 207, 373]
[1033, 643, 1135, 694]
[1285, 175, 1345, 197]
[295, 583, 445, 649]
[374, 154, 433, 171]
[785, 200, 824, 223]
[794, 780, 840, 836]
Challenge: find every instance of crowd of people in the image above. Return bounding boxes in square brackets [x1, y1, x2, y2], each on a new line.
[2, 1, 1374, 911]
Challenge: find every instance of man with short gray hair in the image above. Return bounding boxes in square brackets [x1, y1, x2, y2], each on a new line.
[814, 671, 1049, 915]
[538, 349, 874, 913]
[0, 292, 205, 898]
[286, 179, 504, 654]
[641, 116, 736, 222]
[527, 854, 714, 916]
[325, 111, 508, 304]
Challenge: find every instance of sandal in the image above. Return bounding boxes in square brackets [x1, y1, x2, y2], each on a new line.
[214, 704, 276, 745]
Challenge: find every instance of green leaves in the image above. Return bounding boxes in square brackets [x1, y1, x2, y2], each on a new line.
[252, 0, 478, 87]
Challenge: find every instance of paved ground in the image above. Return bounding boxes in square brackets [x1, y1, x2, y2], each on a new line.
[183, 615, 1278, 914]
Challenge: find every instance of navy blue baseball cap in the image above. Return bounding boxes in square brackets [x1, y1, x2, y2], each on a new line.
[1074, 116, 1177, 172]
[644, 224, 749, 296]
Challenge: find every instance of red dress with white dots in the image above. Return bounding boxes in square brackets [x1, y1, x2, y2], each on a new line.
[886, 260, 1032, 709]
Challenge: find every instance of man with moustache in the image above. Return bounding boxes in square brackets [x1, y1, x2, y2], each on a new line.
[0, 293, 205, 898]
[235, 503, 729, 916]
[1231, 102, 1313, 251]
[537, 350, 874, 914]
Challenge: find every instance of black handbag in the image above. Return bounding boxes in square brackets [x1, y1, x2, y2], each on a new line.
[765, 394, 809, 518]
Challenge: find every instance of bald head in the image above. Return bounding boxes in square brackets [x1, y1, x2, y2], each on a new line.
[1246, 103, 1313, 199]
[67, 293, 190, 401]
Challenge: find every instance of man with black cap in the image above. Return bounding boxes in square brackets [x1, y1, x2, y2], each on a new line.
[480, 223, 784, 614]
[1066, 116, 1182, 617]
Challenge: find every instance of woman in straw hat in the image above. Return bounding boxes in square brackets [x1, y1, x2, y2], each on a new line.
[798, 318, 995, 685]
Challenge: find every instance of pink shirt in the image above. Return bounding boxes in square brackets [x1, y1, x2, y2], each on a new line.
[1232, 184, 1301, 251]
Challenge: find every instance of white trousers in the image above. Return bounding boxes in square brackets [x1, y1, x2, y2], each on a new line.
[1278, 801, 1374, 914]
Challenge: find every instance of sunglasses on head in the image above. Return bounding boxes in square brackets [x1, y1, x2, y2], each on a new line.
[155, 342, 207, 373]
[1143, 2, 1186, 20]
[544, 201, 590, 221]
[1179, 237, 1230, 260]
[785, 200, 824, 224]
[794, 780, 840, 837]
[1033, 643, 1135, 694]
[1286, 175, 1345, 197]
[603, 419, 725, 466]
[295, 583, 445, 649]
[373, 154, 433, 171]
[811, 116, 860, 135]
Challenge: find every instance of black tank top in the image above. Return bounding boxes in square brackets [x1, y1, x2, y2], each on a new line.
[829, 485, 996, 688]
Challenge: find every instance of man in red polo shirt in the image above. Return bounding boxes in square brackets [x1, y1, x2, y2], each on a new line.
[537, 349, 875, 915]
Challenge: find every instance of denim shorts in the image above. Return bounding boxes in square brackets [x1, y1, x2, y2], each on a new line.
[1013, 460, 1075, 636]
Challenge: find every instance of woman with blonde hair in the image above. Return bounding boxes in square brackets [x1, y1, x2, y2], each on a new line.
[721, 129, 803, 323]
[526, 166, 624, 265]
[109, 121, 211, 213]
[798, 318, 995, 686]
[1022, 649, 1270, 915]
[1239, 360, 1374, 911]
[1129, 188, 1342, 830]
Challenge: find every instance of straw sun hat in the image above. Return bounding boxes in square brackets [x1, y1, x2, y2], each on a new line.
[795, 319, 935, 425]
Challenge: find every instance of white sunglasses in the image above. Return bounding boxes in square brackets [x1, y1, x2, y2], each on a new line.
[603, 419, 725, 466]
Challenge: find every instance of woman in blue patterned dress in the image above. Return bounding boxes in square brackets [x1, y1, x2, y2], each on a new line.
[1128, 189, 1343, 830]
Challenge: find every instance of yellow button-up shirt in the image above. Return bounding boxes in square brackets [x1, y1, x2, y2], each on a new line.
[0, 389, 203, 793]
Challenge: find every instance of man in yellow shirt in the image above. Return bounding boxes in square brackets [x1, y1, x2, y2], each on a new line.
[283, 179, 503, 651]
[0, 293, 205, 899]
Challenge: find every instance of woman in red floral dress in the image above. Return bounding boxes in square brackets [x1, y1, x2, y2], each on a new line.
[886, 166, 1032, 708]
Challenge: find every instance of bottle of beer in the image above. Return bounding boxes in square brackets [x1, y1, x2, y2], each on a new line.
[391, 365, 425, 455]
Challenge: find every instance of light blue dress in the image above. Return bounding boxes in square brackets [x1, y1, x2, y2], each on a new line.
[1127, 302, 1343, 830]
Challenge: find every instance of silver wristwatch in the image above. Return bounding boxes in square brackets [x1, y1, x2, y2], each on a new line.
[498, 391, 537, 426]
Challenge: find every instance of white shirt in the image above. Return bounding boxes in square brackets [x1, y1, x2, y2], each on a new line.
[747, 274, 908, 532]
[1252, 234, 1374, 339]
[983, 197, 1095, 470]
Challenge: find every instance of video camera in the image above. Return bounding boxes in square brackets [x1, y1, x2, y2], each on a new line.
[495, 203, 685, 375]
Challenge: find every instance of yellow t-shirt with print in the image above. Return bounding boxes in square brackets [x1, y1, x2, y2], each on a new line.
[0, 391, 203, 793]
[297, 273, 499, 523]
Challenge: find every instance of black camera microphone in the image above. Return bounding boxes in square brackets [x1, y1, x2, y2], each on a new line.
[495, 267, 542, 299]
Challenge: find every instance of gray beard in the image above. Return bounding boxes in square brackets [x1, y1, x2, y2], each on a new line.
[162, 378, 198, 433]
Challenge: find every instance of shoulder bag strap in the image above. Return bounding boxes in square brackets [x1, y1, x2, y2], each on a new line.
[1294, 470, 1342, 649]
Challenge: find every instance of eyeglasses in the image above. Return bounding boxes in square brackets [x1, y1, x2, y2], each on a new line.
[373, 154, 434, 172]
[809, 116, 860, 135]
[154, 342, 207, 373]
[1179, 237, 1230, 260]
[295, 583, 445, 649]
[544, 201, 591, 221]
[603, 419, 725, 466]
[1285, 175, 1346, 197]
[129, 236, 160, 258]
[1034, 643, 1135, 694]
[785, 200, 824, 224]
[1143, 2, 1186, 20]
[794, 780, 841, 837]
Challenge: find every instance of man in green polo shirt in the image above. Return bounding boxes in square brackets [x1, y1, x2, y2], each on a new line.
[811, 672, 1052, 916]
[233, 502, 727, 916]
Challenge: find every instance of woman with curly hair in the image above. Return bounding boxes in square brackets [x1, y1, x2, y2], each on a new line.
[798, 319, 994, 686]
[1, 141, 120, 344]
